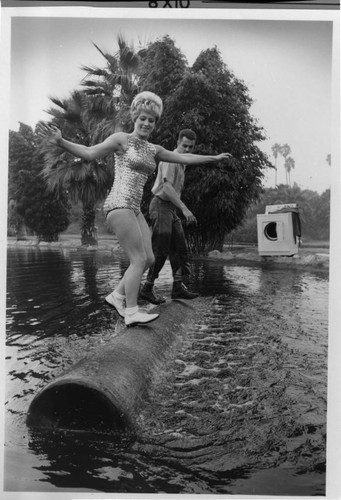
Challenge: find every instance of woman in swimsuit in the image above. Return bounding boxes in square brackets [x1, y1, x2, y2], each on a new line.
[37, 91, 232, 326]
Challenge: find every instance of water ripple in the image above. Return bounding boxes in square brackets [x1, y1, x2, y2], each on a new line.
[5, 247, 328, 495]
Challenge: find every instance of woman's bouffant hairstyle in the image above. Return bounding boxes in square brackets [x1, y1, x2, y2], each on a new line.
[130, 91, 163, 122]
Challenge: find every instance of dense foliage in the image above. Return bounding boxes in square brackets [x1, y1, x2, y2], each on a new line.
[138, 38, 272, 253]
[8, 123, 70, 241]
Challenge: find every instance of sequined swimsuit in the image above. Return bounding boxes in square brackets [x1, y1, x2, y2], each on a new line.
[103, 135, 157, 217]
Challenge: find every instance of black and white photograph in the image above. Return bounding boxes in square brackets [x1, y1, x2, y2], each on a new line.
[0, 2, 340, 499]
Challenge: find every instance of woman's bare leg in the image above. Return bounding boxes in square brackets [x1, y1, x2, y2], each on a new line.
[112, 212, 154, 297]
[136, 211, 155, 271]
[106, 209, 150, 308]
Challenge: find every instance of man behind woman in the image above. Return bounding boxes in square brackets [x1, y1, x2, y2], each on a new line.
[37, 91, 232, 327]
[140, 128, 200, 305]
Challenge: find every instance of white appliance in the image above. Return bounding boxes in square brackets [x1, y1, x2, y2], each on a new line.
[257, 204, 300, 256]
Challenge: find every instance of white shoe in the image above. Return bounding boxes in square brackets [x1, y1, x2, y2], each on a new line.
[105, 292, 125, 318]
[125, 309, 159, 327]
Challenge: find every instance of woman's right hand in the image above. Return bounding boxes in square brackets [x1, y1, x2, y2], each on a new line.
[36, 122, 62, 146]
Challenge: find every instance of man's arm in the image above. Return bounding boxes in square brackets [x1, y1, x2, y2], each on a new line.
[162, 180, 197, 225]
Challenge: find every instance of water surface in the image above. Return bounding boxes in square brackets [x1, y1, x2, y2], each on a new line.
[5, 246, 328, 495]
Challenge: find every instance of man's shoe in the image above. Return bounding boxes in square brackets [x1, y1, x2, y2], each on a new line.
[139, 284, 166, 305]
[105, 291, 125, 318]
[171, 282, 199, 300]
[125, 309, 159, 327]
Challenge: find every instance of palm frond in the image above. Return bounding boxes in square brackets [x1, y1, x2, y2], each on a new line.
[81, 79, 105, 88]
[40, 33, 142, 212]
[83, 96, 116, 125]
[92, 42, 109, 61]
[92, 42, 117, 69]
[44, 107, 65, 121]
[49, 96, 67, 110]
[81, 88, 107, 97]
[117, 33, 127, 51]
[90, 119, 117, 143]
[80, 65, 109, 78]
[117, 33, 140, 73]
[70, 90, 85, 105]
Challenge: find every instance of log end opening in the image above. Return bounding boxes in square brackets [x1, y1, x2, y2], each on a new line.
[26, 381, 131, 435]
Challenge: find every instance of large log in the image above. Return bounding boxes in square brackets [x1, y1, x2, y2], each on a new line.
[26, 299, 199, 436]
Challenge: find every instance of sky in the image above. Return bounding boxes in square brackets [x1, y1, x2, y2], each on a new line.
[6, 10, 336, 194]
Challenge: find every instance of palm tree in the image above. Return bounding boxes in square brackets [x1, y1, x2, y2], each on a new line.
[40, 35, 142, 245]
[284, 156, 295, 186]
[80, 34, 141, 133]
[40, 91, 115, 245]
[280, 143, 291, 184]
[271, 143, 282, 187]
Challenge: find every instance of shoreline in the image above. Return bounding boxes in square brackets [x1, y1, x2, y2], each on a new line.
[7, 235, 330, 270]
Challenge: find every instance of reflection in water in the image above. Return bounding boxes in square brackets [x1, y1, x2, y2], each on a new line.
[5, 247, 328, 495]
[7, 247, 73, 341]
[26, 427, 269, 495]
[27, 428, 226, 494]
[6, 247, 128, 344]
[27, 429, 138, 493]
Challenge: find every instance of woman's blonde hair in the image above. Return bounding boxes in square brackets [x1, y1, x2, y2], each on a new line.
[130, 91, 163, 122]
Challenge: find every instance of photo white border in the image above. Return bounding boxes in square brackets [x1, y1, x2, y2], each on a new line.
[0, 5, 340, 500]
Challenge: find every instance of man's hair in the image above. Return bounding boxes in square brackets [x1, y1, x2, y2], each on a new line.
[178, 129, 197, 142]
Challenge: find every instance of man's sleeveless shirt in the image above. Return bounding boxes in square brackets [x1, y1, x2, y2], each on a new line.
[103, 135, 157, 215]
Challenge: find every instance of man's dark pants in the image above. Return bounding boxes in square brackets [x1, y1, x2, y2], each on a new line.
[146, 196, 191, 283]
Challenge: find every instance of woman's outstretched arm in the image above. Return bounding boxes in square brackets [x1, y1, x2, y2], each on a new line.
[155, 145, 232, 165]
[36, 122, 127, 161]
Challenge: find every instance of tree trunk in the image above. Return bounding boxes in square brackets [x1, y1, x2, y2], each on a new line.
[16, 220, 28, 241]
[81, 203, 98, 246]
[186, 228, 225, 255]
